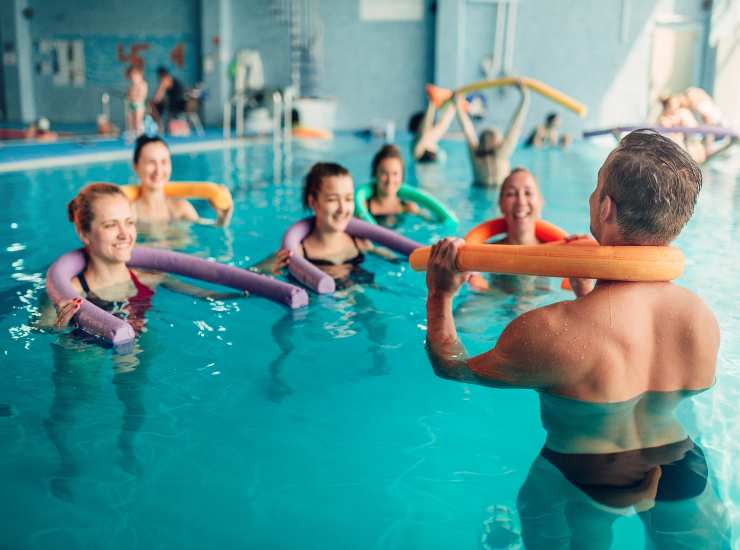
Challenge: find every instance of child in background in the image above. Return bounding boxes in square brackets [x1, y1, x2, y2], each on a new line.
[126, 66, 148, 139]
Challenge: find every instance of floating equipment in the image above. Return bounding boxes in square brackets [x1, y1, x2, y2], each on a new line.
[426, 77, 587, 117]
[465, 217, 568, 244]
[583, 125, 740, 139]
[281, 217, 421, 294]
[116, 182, 233, 211]
[409, 242, 684, 281]
[465, 217, 593, 291]
[46, 247, 308, 347]
[355, 183, 458, 226]
[292, 126, 333, 140]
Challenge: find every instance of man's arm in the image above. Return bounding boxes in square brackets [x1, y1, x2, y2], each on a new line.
[425, 238, 564, 389]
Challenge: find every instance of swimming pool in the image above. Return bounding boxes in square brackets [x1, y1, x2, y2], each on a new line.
[1, 135, 738, 549]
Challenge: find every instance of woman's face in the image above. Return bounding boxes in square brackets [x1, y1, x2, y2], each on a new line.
[499, 171, 542, 230]
[308, 175, 355, 233]
[134, 142, 171, 193]
[375, 157, 403, 197]
[79, 195, 137, 264]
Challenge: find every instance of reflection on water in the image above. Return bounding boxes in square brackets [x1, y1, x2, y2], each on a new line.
[515, 390, 731, 549]
[44, 333, 155, 502]
[268, 285, 388, 402]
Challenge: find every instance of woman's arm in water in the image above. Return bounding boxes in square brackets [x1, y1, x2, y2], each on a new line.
[160, 275, 249, 300]
[177, 199, 233, 227]
[501, 83, 530, 157]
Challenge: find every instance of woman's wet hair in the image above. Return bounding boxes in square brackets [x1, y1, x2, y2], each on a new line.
[133, 135, 169, 164]
[371, 144, 405, 178]
[302, 162, 351, 208]
[601, 129, 701, 244]
[67, 183, 128, 233]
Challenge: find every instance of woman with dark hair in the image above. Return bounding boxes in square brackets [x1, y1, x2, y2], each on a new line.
[130, 135, 232, 226]
[364, 144, 420, 226]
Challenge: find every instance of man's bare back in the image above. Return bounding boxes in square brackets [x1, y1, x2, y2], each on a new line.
[471, 281, 719, 402]
[425, 129, 716, 405]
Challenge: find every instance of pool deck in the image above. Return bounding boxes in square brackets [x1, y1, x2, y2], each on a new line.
[0, 129, 261, 174]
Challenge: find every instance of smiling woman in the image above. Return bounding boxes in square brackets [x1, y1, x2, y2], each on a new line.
[38, 183, 251, 341]
[43, 183, 156, 333]
[131, 135, 232, 226]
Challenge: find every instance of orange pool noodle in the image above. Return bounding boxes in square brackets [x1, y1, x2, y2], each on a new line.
[409, 243, 684, 281]
[116, 182, 233, 211]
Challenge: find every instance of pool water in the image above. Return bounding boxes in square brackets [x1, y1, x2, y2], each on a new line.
[1, 135, 738, 549]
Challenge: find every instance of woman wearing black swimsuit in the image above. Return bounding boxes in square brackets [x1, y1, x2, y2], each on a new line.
[261, 163, 399, 400]
[38, 184, 244, 500]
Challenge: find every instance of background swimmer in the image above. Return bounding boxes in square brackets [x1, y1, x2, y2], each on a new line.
[408, 90, 457, 163]
[365, 144, 420, 226]
[455, 80, 529, 186]
[131, 135, 233, 227]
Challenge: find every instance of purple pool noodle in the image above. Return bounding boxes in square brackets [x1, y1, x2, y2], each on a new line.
[128, 247, 308, 308]
[583, 125, 740, 139]
[46, 249, 136, 346]
[281, 217, 423, 294]
[346, 218, 422, 256]
[46, 247, 309, 348]
[281, 219, 336, 294]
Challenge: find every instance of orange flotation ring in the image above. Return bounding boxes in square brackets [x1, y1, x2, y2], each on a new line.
[292, 126, 333, 140]
[115, 182, 233, 211]
[464, 218, 592, 290]
[465, 218, 569, 244]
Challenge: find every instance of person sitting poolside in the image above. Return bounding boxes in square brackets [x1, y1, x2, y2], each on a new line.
[455, 81, 529, 186]
[130, 135, 233, 227]
[408, 90, 457, 163]
[150, 66, 187, 133]
[24, 117, 58, 142]
[365, 144, 420, 227]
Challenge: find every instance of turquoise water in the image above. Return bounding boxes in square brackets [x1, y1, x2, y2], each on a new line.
[1, 135, 738, 549]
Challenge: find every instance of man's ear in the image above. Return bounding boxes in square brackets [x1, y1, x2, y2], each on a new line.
[601, 195, 618, 224]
